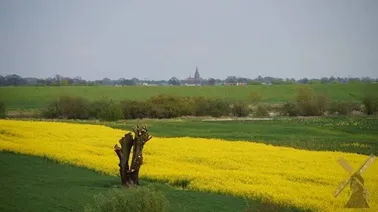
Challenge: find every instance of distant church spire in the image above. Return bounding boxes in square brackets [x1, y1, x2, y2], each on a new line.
[194, 66, 200, 79]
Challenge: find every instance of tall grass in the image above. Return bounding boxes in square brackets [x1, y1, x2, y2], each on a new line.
[84, 186, 170, 212]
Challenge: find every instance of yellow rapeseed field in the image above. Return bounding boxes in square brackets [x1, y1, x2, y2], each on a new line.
[1, 120, 377, 211]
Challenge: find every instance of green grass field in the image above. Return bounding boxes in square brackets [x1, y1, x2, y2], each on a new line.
[0, 151, 303, 212]
[1, 83, 377, 109]
[1, 83, 377, 211]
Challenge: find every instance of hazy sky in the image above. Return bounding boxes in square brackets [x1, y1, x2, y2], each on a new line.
[0, 0, 377, 80]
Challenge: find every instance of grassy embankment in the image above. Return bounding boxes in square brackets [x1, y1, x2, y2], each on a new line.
[1, 83, 376, 110]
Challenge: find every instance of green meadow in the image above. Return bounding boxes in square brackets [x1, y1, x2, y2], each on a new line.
[1, 83, 376, 110]
[1, 83, 378, 212]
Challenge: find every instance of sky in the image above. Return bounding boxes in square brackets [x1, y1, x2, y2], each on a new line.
[0, 0, 377, 80]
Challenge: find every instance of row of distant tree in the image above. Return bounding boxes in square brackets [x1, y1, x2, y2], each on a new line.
[0, 74, 377, 86]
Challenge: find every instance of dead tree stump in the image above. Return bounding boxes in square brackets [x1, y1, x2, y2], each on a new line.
[114, 125, 152, 187]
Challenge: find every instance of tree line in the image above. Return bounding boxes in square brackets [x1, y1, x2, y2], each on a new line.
[0, 74, 377, 86]
[34, 88, 378, 121]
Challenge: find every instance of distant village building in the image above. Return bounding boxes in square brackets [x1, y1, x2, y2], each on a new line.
[223, 82, 246, 86]
[184, 66, 202, 86]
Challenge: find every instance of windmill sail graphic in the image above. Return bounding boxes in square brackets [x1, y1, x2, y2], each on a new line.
[334, 154, 375, 208]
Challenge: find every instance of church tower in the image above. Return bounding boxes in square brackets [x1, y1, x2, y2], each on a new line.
[194, 66, 200, 79]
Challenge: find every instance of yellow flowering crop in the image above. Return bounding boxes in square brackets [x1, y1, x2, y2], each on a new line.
[1, 120, 377, 212]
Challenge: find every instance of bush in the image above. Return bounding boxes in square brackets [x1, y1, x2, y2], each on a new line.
[121, 95, 200, 119]
[84, 186, 170, 212]
[248, 91, 262, 104]
[197, 98, 231, 117]
[122, 100, 153, 119]
[91, 98, 123, 121]
[328, 101, 357, 115]
[362, 94, 378, 115]
[42, 96, 91, 119]
[146, 94, 195, 119]
[192, 96, 210, 116]
[120, 95, 234, 119]
[253, 105, 270, 117]
[296, 87, 329, 116]
[0, 101, 5, 118]
[40, 94, 253, 119]
[231, 101, 250, 117]
[265, 104, 282, 114]
[179, 96, 197, 116]
[279, 87, 331, 117]
[313, 92, 329, 114]
[41, 103, 60, 119]
[280, 102, 299, 116]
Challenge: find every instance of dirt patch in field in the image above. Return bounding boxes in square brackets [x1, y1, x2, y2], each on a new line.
[6, 110, 40, 118]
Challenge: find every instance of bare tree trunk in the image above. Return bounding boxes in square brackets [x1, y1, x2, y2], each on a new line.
[114, 125, 152, 187]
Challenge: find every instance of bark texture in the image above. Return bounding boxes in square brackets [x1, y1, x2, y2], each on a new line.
[114, 125, 152, 187]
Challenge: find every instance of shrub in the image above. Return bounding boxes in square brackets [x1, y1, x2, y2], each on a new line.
[280, 102, 299, 116]
[91, 98, 123, 121]
[179, 96, 197, 116]
[121, 95, 233, 119]
[328, 101, 357, 115]
[84, 186, 170, 212]
[313, 92, 329, 113]
[362, 94, 378, 115]
[0, 101, 5, 118]
[122, 100, 152, 119]
[296, 87, 317, 116]
[231, 101, 250, 117]
[279, 88, 331, 117]
[296, 87, 329, 116]
[265, 104, 282, 114]
[192, 96, 210, 116]
[253, 105, 270, 117]
[146, 94, 195, 118]
[42, 96, 91, 119]
[248, 91, 262, 104]
[198, 98, 231, 117]
[41, 103, 60, 119]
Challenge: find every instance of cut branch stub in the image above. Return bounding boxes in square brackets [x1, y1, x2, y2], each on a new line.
[114, 125, 152, 187]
